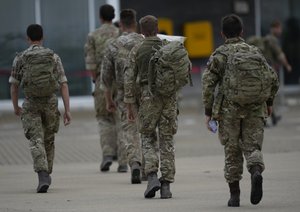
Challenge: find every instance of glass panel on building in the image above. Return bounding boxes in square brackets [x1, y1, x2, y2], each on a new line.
[0, 0, 35, 99]
[40, 0, 91, 96]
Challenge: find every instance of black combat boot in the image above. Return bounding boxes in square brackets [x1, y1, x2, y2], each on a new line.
[131, 162, 141, 184]
[144, 172, 161, 198]
[100, 156, 113, 172]
[228, 181, 240, 207]
[37, 171, 50, 193]
[250, 166, 263, 205]
[160, 180, 172, 199]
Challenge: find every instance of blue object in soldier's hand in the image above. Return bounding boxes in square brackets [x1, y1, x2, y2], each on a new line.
[209, 120, 218, 133]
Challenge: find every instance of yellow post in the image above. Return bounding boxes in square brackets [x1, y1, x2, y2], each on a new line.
[184, 21, 214, 58]
[158, 18, 174, 35]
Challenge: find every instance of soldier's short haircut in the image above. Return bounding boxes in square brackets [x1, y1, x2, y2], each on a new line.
[139, 15, 158, 36]
[99, 4, 115, 21]
[26, 24, 43, 41]
[222, 14, 243, 38]
[120, 9, 136, 28]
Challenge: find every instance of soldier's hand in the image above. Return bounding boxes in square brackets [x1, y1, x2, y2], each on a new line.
[106, 101, 117, 113]
[14, 106, 22, 116]
[205, 115, 212, 132]
[127, 104, 135, 122]
[267, 106, 273, 116]
[286, 64, 292, 73]
[63, 111, 71, 126]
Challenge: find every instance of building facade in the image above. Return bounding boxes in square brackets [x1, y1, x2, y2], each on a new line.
[0, 0, 299, 99]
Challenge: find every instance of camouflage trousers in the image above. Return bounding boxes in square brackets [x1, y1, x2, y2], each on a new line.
[218, 114, 265, 183]
[138, 91, 178, 182]
[116, 96, 142, 167]
[94, 84, 127, 165]
[21, 95, 60, 174]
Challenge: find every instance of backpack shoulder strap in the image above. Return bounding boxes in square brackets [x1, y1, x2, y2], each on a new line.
[147, 44, 163, 96]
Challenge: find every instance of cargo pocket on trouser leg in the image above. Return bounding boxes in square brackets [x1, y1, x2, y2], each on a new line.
[138, 97, 159, 135]
[241, 117, 265, 172]
[52, 110, 60, 133]
[45, 109, 60, 134]
[21, 110, 42, 140]
[29, 138, 48, 172]
[218, 120, 229, 145]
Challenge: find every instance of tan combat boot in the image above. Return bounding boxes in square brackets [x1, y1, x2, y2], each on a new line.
[144, 172, 161, 198]
[160, 180, 172, 199]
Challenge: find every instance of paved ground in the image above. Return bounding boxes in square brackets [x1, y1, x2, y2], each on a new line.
[0, 152, 299, 212]
[1, 90, 300, 211]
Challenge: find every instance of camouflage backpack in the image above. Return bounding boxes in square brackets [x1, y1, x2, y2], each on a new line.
[148, 40, 192, 96]
[246, 36, 266, 53]
[21, 47, 59, 97]
[246, 35, 274, 63]
[221, 43, 276, 106]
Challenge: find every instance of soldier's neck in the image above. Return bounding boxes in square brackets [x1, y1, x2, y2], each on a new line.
[29, 40, 42, 46]
[101, 20, 112, 25]
[123, 28, 136, 33]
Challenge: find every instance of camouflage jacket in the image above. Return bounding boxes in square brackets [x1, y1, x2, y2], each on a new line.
[263, 33, 284, 66]
[124, 36, 162, 104]
[9, 44, 67, 86]
[102, 32, 144, 99]
[84, 23, 119, 78]
[202, 37, 279, 119]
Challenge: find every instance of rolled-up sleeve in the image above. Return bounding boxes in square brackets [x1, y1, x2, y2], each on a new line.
[124, 45, 139, 104]
[9, 54, 22, 85]
[84, 33, 97, 72]
[54, 54, 67, 84]
[266, 67, 280, 106]
[202, 53, 224, 116]
[101, 44, 116, 91]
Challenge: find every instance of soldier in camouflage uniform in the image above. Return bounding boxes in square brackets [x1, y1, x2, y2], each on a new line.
[124, 15, 177, 199]
[102, 9, 144, 184]
[264, 20, 292, 72]
[202, 14, 279, 207]
[264, 20, 292, 125]
[84, 4, 127, 172]
[9, 24, 71, 193]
